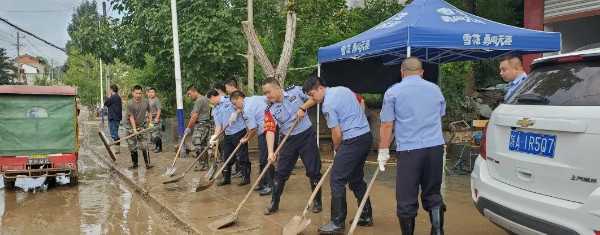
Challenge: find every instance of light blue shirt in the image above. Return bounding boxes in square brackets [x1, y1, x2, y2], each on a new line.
[504, 73, 528, 102]
[322, 86, 370, 140]
[380, 75, 446, 151]
[267, 86, 312, 136]
[242, 96, 268, 134]
[212, 96, 245, 135]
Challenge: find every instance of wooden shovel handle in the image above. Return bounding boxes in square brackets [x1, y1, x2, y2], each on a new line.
[301, 157, 334, 217]
[348, 168, 380, 235]
[169, 132, 190, 168]
[209, 141, 244, 181]
[112, 127, 154, 144]
[233, 118, 300, 215]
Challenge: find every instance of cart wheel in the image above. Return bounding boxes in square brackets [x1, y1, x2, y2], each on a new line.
[3, 178, 15, 190]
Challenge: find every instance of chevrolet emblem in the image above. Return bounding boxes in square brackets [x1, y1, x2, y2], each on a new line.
[516, 118, 535, 128]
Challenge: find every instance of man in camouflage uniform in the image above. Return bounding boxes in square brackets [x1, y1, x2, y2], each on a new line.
[185, 85, 213, 170]
[147, 87, 163, 153]
[126, 85, 153, 169]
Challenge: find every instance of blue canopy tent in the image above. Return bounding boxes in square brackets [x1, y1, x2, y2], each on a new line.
[317, 0, 561, 93]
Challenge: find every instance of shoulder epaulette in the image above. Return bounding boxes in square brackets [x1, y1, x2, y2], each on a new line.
[285, 85, 296, 91]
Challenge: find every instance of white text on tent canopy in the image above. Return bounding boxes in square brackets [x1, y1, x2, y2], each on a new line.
[340, 40, 371, 56]
[463, 33, 513, 47]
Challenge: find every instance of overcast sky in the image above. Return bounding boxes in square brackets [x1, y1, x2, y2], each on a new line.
[0, 0, 106, 66]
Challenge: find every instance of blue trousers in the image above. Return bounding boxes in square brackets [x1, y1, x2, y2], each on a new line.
[109, 120, 120, 141]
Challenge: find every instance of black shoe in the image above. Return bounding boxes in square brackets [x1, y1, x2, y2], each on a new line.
[238, 177, 250, 186]
[217, 170, 231, 186]
[258, 185, 272, 196]
[318, 196, 346, 234]
[129, 151, 139, 169]
[155, 138, 162, 153]
[399, 217, 415, 235]
[429, 206, 445, 235]
[350, 198, 374, 227]
[264, 179, 285, 215]
[310, 179, 323, 213]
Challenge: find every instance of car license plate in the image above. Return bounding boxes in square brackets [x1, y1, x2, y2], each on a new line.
[508, 130, 556, 158]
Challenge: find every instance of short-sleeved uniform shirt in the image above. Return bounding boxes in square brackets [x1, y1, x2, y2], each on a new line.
[265, 86, 312, 136]
[212, 96, 245, 135]
[242, 96, 268, 134]
[192, 96, 211, 123]
[148, 97, 161, 117]
[322, 87, 370, 140]
[380, 75, 446, 151]
[127, 99, 151, 127]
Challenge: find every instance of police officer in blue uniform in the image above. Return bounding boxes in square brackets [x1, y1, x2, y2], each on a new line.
[229, 91, 276, 196]
[302, 75, 374, 234]
[378, 57, 446, 235]
[206, 89, 250, 186]
[261, 77, 322, 215]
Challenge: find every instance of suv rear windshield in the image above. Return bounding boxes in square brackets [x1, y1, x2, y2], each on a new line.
[510, 60, 600, 106]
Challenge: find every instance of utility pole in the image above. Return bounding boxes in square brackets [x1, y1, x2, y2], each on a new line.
[102, 2, 110, 93]
[247, 0, 255, 94]
[170, 0, 185, 136]
[15, 32, 24, 83]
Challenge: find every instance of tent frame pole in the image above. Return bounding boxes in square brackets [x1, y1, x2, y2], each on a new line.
[316, 64, 321, 148]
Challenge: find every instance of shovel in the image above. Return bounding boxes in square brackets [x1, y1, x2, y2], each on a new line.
[282, 152, 336, 235]
[208, 119, 299, 230]
[162, 146, 211, 184]
[98, 127, 154, 161]
[195, 140, 244, 191]
[164, 132, 190, 176]
[348, 167, 381, 235]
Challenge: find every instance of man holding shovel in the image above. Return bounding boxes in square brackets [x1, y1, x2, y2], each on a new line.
[378, 57, 446, 235]
[206, 89, 250, 186]
[261, 77, 322, 215]
[125, 85, 154, 169]
[229, 91, 275, 196]
[302, 75, 374, 234]
[185, 86, 213, 170]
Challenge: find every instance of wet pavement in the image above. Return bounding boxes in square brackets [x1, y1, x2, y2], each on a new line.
[0, 118, 185, 234]
[85, 119, 506, 235]
[1, 114, 508, 234]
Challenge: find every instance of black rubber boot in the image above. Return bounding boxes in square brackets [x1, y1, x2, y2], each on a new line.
[217, 169, 231, 186]
[143, 150, 153, 169]
[238, 165, 250, 186]
[318, 196, 346, 234]
[310, 179, 323, 213]
[128, 151, 138, 169]
[429, 206, 445, 235]
[258, 184, 272, 196]
[264, 179, 285, 215]
[350, 198, 374, 227]
[154, 138, 162, 153]
[399, 217, 415, 235]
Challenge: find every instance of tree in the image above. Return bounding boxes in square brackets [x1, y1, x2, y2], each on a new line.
[0, 48, 17, 85]
[67, 0, 116, 62]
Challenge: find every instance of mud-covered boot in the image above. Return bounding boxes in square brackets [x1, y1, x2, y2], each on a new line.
[238, 165, 250, 186]
[398, 217, 415, 235]
[310, 179, 323, 213]
[143, 150, 153, 169]
[264, 179, 285, 215]
[318, 196, 346, 234]
[128, 151, 138, 169]
[217, 169, 231, 186]
[114, 141, 121, 154]
[429, 206, 445, 235]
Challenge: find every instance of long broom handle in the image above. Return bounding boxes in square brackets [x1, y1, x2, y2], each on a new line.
[209, 141, 244, 181]
[348, 168, 381, 235]
[300, 152, 335, 217]
[112, 127, 154, 144]
[233, 118, 300, 215]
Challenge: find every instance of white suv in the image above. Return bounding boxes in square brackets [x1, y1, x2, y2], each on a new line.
[471, 48, 600, 235]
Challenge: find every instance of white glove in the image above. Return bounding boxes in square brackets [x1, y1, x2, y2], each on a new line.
[228, 111, 239, 125]
[209, 134, 219, 147]
[184, 128, 192, 136]
[377, 148, 390, 171]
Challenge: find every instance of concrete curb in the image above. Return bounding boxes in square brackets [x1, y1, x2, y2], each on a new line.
[88, 146, 203, 235]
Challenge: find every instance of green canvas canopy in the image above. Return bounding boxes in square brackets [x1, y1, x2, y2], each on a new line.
[0, 86, 77, 156]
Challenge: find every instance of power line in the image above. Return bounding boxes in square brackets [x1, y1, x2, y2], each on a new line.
[0, 9, 70, 13]
[0, 16, 66, 53]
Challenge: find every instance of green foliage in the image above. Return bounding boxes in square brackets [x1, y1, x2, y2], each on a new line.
[0, 48, 17, 85]
[440, 62, 474, 124]
[67, 0, 116, 62]
[63, 49, 101, 107]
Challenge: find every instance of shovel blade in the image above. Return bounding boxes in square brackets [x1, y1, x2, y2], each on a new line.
[208, 214, 238, 231]
[282, 216, 311, 235]
[162, 174, 184, 184]
[164, 167, 176, 177]
[98, 132, 117, 161]
[194, 179, 214, 192]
